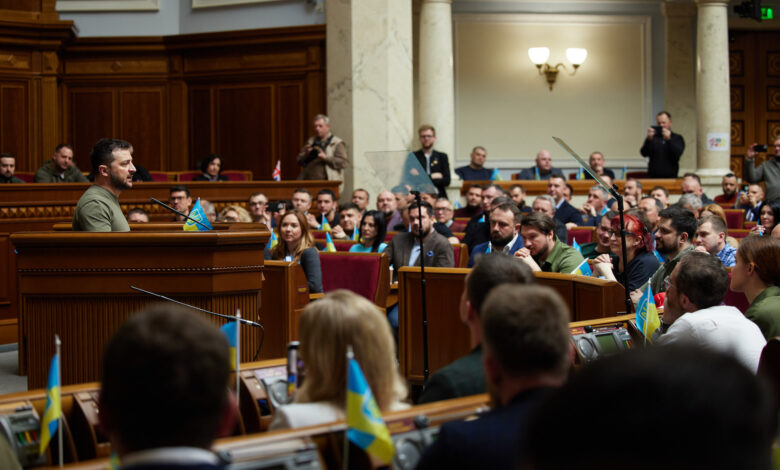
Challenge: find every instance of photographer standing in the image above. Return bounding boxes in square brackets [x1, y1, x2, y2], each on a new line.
[297, 114, 348, 192]
[640, 111, 685, 178]
[744, 137, 780, 203]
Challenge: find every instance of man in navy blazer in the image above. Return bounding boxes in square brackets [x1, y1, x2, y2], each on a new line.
[547, 174, 583, 228]
[468, 202, 524, 267]
[412, 124, 450, 198]
[415, 283, 572, 469]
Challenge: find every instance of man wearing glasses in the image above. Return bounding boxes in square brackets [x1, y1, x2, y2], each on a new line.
[411, 124, 450, 198]
[248, 192, 269, 225]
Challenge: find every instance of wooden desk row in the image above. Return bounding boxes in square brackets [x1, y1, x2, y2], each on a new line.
[459, 178, 683, 196]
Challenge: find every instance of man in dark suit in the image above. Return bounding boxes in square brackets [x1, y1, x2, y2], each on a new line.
[411, 124, 450, 198]
[547, 174, 583, 228]
[418, 254, 534, 404]
[462, 183, 506, 251]
[416, 283, 571, 468]
[640, 110, 685, 178]
[468, 202, 524, 267]
[99, 304, 234, 470]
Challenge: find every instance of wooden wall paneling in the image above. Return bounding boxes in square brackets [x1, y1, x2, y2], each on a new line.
[67, 88, 115, 166]
[762, 33, 780, 143]
[167, 54, 188, 171]
[215, 84, 274, 180]
[189, 87, 212, 172]
[0, 82, 29, 167]
[277, 83, 303, 181]
[118, 88, 165, 170]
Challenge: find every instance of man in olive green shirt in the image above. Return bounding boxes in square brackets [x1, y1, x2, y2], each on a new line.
[515, 211, 584, 273]
[34, 144, 89, 183]
[73, 139, 136, 232]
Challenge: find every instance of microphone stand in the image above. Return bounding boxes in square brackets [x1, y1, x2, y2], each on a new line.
[151, 197, 211, 231]
[409, 191, 430, 382]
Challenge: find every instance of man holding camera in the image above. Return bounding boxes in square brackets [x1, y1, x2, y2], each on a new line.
[640, 111, 685, 178]
[744, 137, 780, 203]
[297, 114, 348, 192]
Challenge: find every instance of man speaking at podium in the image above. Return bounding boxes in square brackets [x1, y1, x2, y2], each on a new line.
[72, 138, 136, 232]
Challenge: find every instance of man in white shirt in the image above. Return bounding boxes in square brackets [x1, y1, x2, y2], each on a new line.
[654, 251, 765, 372]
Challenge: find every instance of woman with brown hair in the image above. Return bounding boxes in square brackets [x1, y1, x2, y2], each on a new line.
[270, 290, 408, 429]
[592, 213, 660, 292]
[729, 235, 780, 339]
[264, 210, 322, 293]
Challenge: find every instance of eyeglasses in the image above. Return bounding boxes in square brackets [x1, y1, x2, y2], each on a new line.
[607, 230, 638, 238]
[249, 201, 267, 207]
[434, 207, 452, 212]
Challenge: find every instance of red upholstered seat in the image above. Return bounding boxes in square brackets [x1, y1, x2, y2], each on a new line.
[148, 171, 172, 182]
[176, 171, 200, 181]
[567, 226, 595, 245]
[319, 252, 390, 306]
[449, 220, 467, 232]
[222, 170, 253, 181]
[14, 172, 34, 182]
[729, 229, 751, 240]
[724, 271, 749, 313]
[723, 209, 744, 230]
[333, 240, 358, 251]
[744, 221, 757, 229]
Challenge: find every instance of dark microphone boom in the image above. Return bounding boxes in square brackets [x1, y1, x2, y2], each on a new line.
[150, 197, 211, 231]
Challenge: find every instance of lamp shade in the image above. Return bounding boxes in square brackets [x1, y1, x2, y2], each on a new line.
[566, 48, 588, 66]
[528, 47, 550, 65]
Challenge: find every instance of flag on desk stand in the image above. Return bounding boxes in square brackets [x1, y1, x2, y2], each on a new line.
[636, 281, 660, 344]
[453, 200, 462, 209]
[324, 232, 337, 252]
[39, 335, 62, 467]
[577, 167, 585, 180]
[344, 345, 394, 467]
[320, 218, 332, 232]
[352, 227, 360, 241]
[622, 165, 628, 180]
[272, 160, 281, 181]
[534, 166, 541, 180]
[490, 168, 502, 181]
[183, 198, 213, 232]
[570, 257, 593, 277]
[220, 311, 241, 404]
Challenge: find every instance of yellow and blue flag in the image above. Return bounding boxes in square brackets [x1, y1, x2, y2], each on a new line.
[636, 282, 660, 342]
[39, 352, 61, 456]
[653, 250, 665, 264]
[269, 230, 279, 250]
[324, 232, 336, 252]
[577, 167, 585, 180]
[572, 238, 582, 254]
[346, 351, 394, 464]
[352, 227, 360, 241]
[220, 322, 237, 369]
[183, 198, 213, 232]
[570, 257, 593, 277]
[453, 200, 462, 209]
[320, 217, 331, 232]
[490, 168, 502, 181]
[534, 166, 541, 180]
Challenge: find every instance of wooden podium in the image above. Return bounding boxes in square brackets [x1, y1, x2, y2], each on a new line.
[12, 225, 269, 389]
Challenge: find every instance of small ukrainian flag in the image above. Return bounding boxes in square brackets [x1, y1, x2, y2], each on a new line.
[636, 282, 661, 342]
[39, 350, 61, 457]
[183, 198, 213, 232]
[320, 217, 332, 232]
[352, 227, 360, 241]
[324, 232, 336, 252]
[220, 322, 237, 369]
[269, 230, 278, 250]
[570, 257, 593, 277]
[490, 168, 502, 181]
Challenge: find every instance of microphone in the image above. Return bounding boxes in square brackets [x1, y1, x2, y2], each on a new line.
[131, 285, 265, 360]
[150, 197, 211, 231]
[409, 190, 421, 197]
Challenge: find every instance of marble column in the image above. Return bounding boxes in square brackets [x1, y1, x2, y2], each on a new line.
[662, 1, 697, 174]
[326, 0, 414, 200]
[695, 0, 731, 186]
[418, 0, 454, 164]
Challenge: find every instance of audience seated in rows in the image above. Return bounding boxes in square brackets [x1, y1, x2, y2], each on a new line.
[461, 183, 505, 251]
[377, 190, 403, 230]
[649, 185, 670, 208]
[752, 199, 780, 237]
[714, 172, 739, 206]
[508, 184, 531, 213]
[169, 185, 192, 222]
[741, 183, 765, 222]
[678, 193, 702, 219]
[640, 206, 696, 298]
[638, 196, 663, 231]
[578, 210, 618, 260]
[218, 204, 251, 223]
[681, 172, 714, 205]
[350, 210, 387, 253]
[248, 192, 270, 225]
[584, 151, 615, 180]
[331, 202, 360, 240]
[127, 208, 149, 223]
[515, 211, 584, 274]
[731, 235, 780, 339]
[578, 184, 610, 227]
[265, 211, 322, 293]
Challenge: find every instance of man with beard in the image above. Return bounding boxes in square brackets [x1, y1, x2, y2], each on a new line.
[454, 184, 483, 218]
[73, 138, 136, 231]
[468, 202, 524, 267]
[377, 190, 403, 230]
[714, 173, 739, 206]
[462, 183, 505, 251]
[515, 212, 584, 273]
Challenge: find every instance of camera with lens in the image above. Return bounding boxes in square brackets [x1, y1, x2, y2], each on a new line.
[651, 125, 663, 136]
[752, 144, 768, 152]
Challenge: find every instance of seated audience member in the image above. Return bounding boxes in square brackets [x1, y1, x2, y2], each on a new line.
[699, 203, 738, 248]
[622, 177, 643, 208]
[521, 346, 777, 470]
[270, 290, 407, 429]
[714, 173, 739, 206]
[508, 184, 530, 213]
[638, 196, 663, 231]
[385, 201, 454, 276]
[654, 252, 766, 372]
[310, 189, 339, 229]
[376, 190, 403, 230]
[218, 205, 251, 223]
[200, 199, 216, 223]
[592, 213, 660, 291]
[547, 175, 583, 228]
[515, 212, 584, 273]
[392, 188, 415, 230]
[516, 149, 562, 180]
[678, 193, 702, 219]
[751, 199, 780, 236]
[194, 154, 228, 181]
[579, 185, 609, 226]
[730, 236, 780, 339]
[34, 144, 89, 183]
[454, 184, 483, 218]
[645, 206, 696, 295]
[0, 153, 23, 183]
[291, 188, 312, 213]
[584, 151, 615, 180]
[332, 202, 360, 240]
[739, 183, 765, 222]
[350, 210, 387, 253]
[579, 210, 618, 260]
[127, 208, 149, 223]
[681, 173, 713, 205]
[434, 198, 456, 229]
[351, 188, 370, 213]
[531, 195, 568, 244]
[564, 184, 574, 202]
[169, 185, 192, 222]
[248, 192, 270, 224]
[99, 305, 232, 470]
[694, 216, 736, 267]
[418, 254, 534, 404]
[650, 185, 670, 208]
[462, 184, 505, 251]
[269, 199, 293, 229]
[420, 191, 438, 206]
[416, 284, 570, 469]
[265, 211, 322, 293]
[455, 146, 492, 181]
[744, 137, 780, 203]
[469, 203, 524, 267]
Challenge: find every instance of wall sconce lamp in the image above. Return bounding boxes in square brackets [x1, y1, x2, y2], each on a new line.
[528, 47, 588, 90]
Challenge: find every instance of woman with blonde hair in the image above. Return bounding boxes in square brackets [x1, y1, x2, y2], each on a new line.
[217, 204, 252, 223]
[264, 210, 322, 293]
[270, 290, 408, 429]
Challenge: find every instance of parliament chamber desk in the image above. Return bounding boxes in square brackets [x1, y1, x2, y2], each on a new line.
[459, 178, 683, 196]
[11, 224, 271, 389]
[0, 180, 338, 345]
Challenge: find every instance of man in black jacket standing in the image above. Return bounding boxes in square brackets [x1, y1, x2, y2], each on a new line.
[641, 111, 685, 178]
[412, 124, 450, 198]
